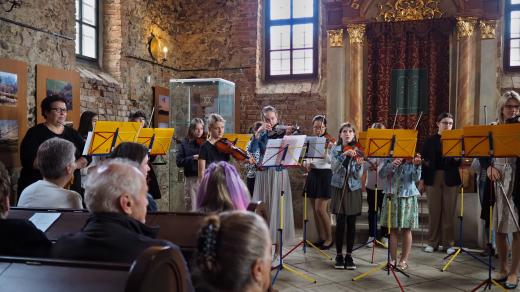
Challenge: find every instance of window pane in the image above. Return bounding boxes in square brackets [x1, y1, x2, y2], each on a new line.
[293, 0, 314, 18]
[511, 39, 520, 66]
[270, 25, 290, 50]
[512, 0, 520, 4]
[76, 0, 80, 20]
[512, 11, 520, 39]
[82, 0, 96, 25]
[293, 24, 313, 49]
[270, 51, 290, 75]
[82, 24, 96, 58]
[292, 49, 313, 74]
[75, 22, 80, 54]
[270, 0, 290, 20]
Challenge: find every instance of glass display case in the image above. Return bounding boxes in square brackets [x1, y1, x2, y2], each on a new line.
[168, 78, 235, 211]
[169, 78, 235, 137]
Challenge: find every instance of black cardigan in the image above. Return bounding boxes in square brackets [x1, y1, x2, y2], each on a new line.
[421, 134, 462, 187]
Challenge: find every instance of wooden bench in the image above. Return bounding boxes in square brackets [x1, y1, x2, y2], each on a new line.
[0, 246, 191, 292]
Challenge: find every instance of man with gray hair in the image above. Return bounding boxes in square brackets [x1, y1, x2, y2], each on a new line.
[52, 159, 183, 265]
[17, 137, 82, 209]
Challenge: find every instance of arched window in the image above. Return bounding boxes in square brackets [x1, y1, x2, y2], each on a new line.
[265, 0, 318, 80]
[76, 0, 99, 60]
[504, 0, 520, 71]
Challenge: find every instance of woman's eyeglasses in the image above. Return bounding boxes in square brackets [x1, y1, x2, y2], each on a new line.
[50, 108, 67, 113]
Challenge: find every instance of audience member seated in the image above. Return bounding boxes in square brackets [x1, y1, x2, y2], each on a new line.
[17, 137, 83, 209]
[52, 159, 186, 267]
[193, 211, 271, 292]
[110, 142, 158, 212]
[196, 161, 250, 213]
[0, 161, 51, 256]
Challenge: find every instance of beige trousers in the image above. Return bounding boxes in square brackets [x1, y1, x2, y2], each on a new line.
[184, 176, 199, 211]
[426, 170, 459, 247]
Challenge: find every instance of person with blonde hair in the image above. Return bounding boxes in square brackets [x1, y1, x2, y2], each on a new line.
[485, 90, 520, 289]
[197, 161, 250, 213]
[198, 113, 230, 179]
[194, 211, 272, 292]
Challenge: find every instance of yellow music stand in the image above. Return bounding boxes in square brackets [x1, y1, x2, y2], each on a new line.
[149, 128, 175, 156]
[222, 133, 252, 151]
[366, 129, 417, 158]
[86, 121, 142, 155]
[491, 123, 520, 157]
[440, 129, 491, 272]
[441, 129, 464, 157]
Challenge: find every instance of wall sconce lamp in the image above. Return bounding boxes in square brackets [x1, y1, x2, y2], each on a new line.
[148, 33, 168, 63]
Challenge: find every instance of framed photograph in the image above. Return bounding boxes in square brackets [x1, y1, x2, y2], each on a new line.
[153, 86, 170, 128]
[36, 64, 80, 126]
[0, 58, 28, 167]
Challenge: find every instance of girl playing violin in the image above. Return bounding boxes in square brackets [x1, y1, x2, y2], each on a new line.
[198, 114, 230, 180]
[304, 115, 333, 250]
[379, 153, 422, 271]
[249, 105, 296, 262]
[176, 118, 205, 211]
[330, 122, 364, 270]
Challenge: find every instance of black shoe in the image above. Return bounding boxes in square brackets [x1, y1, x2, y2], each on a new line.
[320, 241, 334, 250]
[334, 255, 345, 269]
[344, 255, 357, 270]
[312, 240, 325, 247]
[503, 279, 519, 290]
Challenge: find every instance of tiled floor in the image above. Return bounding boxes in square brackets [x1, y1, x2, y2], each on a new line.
[272, 236, 513, 291]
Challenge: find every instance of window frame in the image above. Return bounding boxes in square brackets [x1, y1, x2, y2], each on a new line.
[264, 0, 319, 81]
[76, 0, 99, 62]
[504, 0, 520, 72]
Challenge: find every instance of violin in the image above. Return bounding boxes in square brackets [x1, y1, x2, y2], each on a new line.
[342, 142, 365, 159]
[215, 138, 251, 161]
[323, 132, 336, 145]
[195, 132, 208, 146]
[267, 124, 301, 138]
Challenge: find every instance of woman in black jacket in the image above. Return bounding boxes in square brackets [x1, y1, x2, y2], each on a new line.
[176, 118, 204, 211]
[419, 112, 461, 254]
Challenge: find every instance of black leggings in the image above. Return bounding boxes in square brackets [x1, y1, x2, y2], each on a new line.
[366, 188, 388, 238]
[336, 214, 356, 255]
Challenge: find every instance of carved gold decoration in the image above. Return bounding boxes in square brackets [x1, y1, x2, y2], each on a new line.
[376, 0, 443, 22]
[480, 20, 496, 40]
[327, 29, 344, 47]
[456, 17, 478, 39]
[346, 24, 366, 44]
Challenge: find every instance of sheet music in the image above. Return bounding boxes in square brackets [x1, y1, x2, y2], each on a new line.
[305, 136, 326, 159]
[261, 138, 283, 167]
[281, 135, 307, 166]
[29, 212, 61, 232]
[82, 131, 94, 156]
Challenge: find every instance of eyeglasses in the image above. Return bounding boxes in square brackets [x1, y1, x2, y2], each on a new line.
[313, 126, 326, 130]
[440, 121, 453, 125]
[50, 108, 67, 113]
[504, 105, 520, 110]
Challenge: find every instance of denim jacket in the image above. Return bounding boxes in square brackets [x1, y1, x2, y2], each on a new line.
[330, 145, 363, 190]
[379, 159, 421, 197]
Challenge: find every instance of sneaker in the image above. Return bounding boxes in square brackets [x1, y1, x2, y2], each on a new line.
[446, 247, 457, 255]
[380, 237, 388, 247]
[345, 255, 357, 270]
[366, 237, 375, 248]
[424, 245, 435, 253]
[334, 255, 345, 269]
[381, 237, 389, 248]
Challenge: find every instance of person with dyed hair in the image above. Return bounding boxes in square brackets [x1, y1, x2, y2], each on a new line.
[196, 161, 250, 213]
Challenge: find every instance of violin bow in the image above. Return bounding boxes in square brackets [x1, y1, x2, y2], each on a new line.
[146, 106, 155, 128]
[413, 111, 423, 130]
[392, 108, 399, 130]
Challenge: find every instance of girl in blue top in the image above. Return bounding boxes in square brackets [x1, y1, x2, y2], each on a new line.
[380, 154, 422, 271]
[330, 122, 364, 270]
